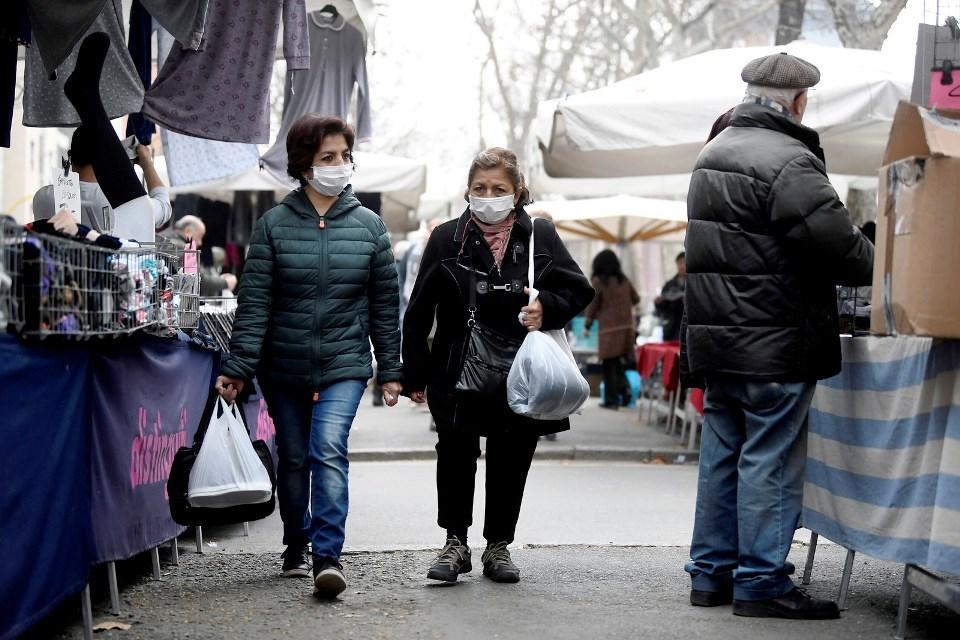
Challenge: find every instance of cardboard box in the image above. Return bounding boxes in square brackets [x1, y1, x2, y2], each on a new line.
[871, 102, 960, 338]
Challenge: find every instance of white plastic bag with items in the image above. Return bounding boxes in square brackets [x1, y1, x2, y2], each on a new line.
[188, 397, 272, 508]
[507, 219, 590, 421]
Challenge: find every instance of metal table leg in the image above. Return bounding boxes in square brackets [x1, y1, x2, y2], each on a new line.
[801, 532, 819, 585]
[107, 561, 121, 615]
[195, 526, 203, 554]
[151, 547, 161, 581]
[81, 585, 94, 640]
[837, 548, 856, 610]
[895, 565, 912, 640]
[243, 522, 250, 537]
[170, 537, 180, 566]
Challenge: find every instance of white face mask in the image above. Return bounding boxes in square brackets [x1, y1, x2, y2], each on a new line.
[307, 163, 353, 196]
[469, 194, 515, 224]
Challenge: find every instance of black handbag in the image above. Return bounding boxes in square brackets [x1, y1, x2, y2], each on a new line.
[455, 268, 522, 395]
[167, 388, 277, 526]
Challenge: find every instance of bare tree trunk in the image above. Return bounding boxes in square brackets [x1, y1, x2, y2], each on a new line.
[775, 0, 807, 44]
[824, 0, 908, 50]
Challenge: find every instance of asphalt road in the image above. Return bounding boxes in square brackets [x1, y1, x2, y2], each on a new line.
[40, 461, 957, 639]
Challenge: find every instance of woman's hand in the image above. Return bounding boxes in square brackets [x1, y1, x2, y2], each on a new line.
[382, 381, 403, 407]
[51, 208, 79, 237]
[410, 390, 427, 404]
[521, 288, 543, 332]
[215, 375, 245, 403]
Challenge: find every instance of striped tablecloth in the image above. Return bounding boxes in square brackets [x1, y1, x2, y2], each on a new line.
[802, 336, 960, 576]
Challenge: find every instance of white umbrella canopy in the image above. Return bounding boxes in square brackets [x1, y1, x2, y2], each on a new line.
[535, 41, 912, 181]
[530, 195, 687, 244]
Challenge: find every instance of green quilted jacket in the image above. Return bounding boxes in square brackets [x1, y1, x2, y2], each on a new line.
[221, 187, 402, 390]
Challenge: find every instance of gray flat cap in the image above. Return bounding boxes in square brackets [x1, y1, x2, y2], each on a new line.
[741, 52, 820, 89]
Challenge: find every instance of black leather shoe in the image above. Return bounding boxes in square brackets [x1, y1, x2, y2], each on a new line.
[733, 587, 840, 620]
[690, 587, 733, 607]
[280, 545, 311, 578]
[427, 537, 472, 582]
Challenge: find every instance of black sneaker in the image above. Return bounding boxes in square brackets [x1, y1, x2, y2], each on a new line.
[281, 545, 311, 578]
[690, 586, 733, 607]
[427, 537, 472, 582]
[481, 542, 520, 583]
[733, 587, 841, 620]
[313, 557, 347, 599]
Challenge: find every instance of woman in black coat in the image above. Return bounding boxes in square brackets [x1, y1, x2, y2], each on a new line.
[402, 147, 594, 585]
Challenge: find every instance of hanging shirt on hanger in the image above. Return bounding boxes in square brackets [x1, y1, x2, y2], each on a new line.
[261, 11, 371, 182]
[26, 0, 208, 79]
[142, 0, 310, 144]
[23, 0, 143, 128]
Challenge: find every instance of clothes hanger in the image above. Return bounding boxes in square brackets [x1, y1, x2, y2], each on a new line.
[319, 4, 340, 18]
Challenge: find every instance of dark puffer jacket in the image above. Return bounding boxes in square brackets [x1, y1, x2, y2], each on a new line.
[684, 102, 874, 382]
[402, 208, 594, 436]
[221, 187, 401, 391]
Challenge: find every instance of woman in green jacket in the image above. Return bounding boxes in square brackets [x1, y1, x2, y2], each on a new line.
[215, 115, 402, 599]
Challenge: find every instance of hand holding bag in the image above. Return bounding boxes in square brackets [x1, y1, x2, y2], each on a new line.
[507, 219, 590, 420]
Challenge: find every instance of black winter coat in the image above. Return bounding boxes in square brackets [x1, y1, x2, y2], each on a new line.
[221, 187, 402, 391]
[402, 208, 594, 436]
[684, 103, 874, 382]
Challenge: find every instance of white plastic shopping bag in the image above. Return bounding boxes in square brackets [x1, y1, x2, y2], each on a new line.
[188, 397, 272, 508]
[507, 218, 590, 420]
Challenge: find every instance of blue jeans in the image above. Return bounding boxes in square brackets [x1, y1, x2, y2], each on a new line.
[685, 378, 815, 601]
[260, 378, 365, 561]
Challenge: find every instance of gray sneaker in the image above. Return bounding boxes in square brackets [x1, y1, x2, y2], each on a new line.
[427, 537, 472, 582]
[481, 542, 520, 583]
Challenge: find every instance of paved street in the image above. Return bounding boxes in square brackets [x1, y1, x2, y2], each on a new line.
[46, 457, 956, 639]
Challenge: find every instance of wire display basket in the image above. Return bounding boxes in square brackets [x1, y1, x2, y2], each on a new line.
[0, 217, 200, 338]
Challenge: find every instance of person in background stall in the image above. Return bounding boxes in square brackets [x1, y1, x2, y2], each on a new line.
[654, 251, 686, 341]
[171, 215, 237, 296]
[32, 33, 162, 245]
[215, 114, 402, 600]
[402, 147, 594, 585]
[683, 52, 874, 620]
[33, 126, 173, 234]
[583, 249, 640, 410]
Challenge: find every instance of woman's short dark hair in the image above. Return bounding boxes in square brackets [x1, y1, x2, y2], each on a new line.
[286, 115, 355, 185]
[592, 249, 625, 285]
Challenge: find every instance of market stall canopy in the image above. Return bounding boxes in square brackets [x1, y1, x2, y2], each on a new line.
[534, 41, 912, 182]
[158, 151, 427, 231]
[530, 195, 687, 244]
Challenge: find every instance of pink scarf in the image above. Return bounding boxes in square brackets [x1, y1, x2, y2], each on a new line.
[470, 212, 516, 269]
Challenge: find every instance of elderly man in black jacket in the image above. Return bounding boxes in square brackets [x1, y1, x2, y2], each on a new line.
[682, 53, 874, 620]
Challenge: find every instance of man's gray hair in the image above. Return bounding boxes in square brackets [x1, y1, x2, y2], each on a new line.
[745, 84, 804, 107]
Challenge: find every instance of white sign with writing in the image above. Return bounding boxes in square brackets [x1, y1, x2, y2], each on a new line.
[51, 168, 82, 222]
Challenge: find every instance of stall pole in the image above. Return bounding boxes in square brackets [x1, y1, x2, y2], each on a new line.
[801, 532, 819, 585]
[837, 548, 856, 609]
[196, 526, 204, 554]
[107, 561, 121, 614]
[150, 547, 161, 581]
[171, 537, 180, 566]
[81, 585, 94, 640]
[895, 565, 912, 640]
[243, 522, 250, 536]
